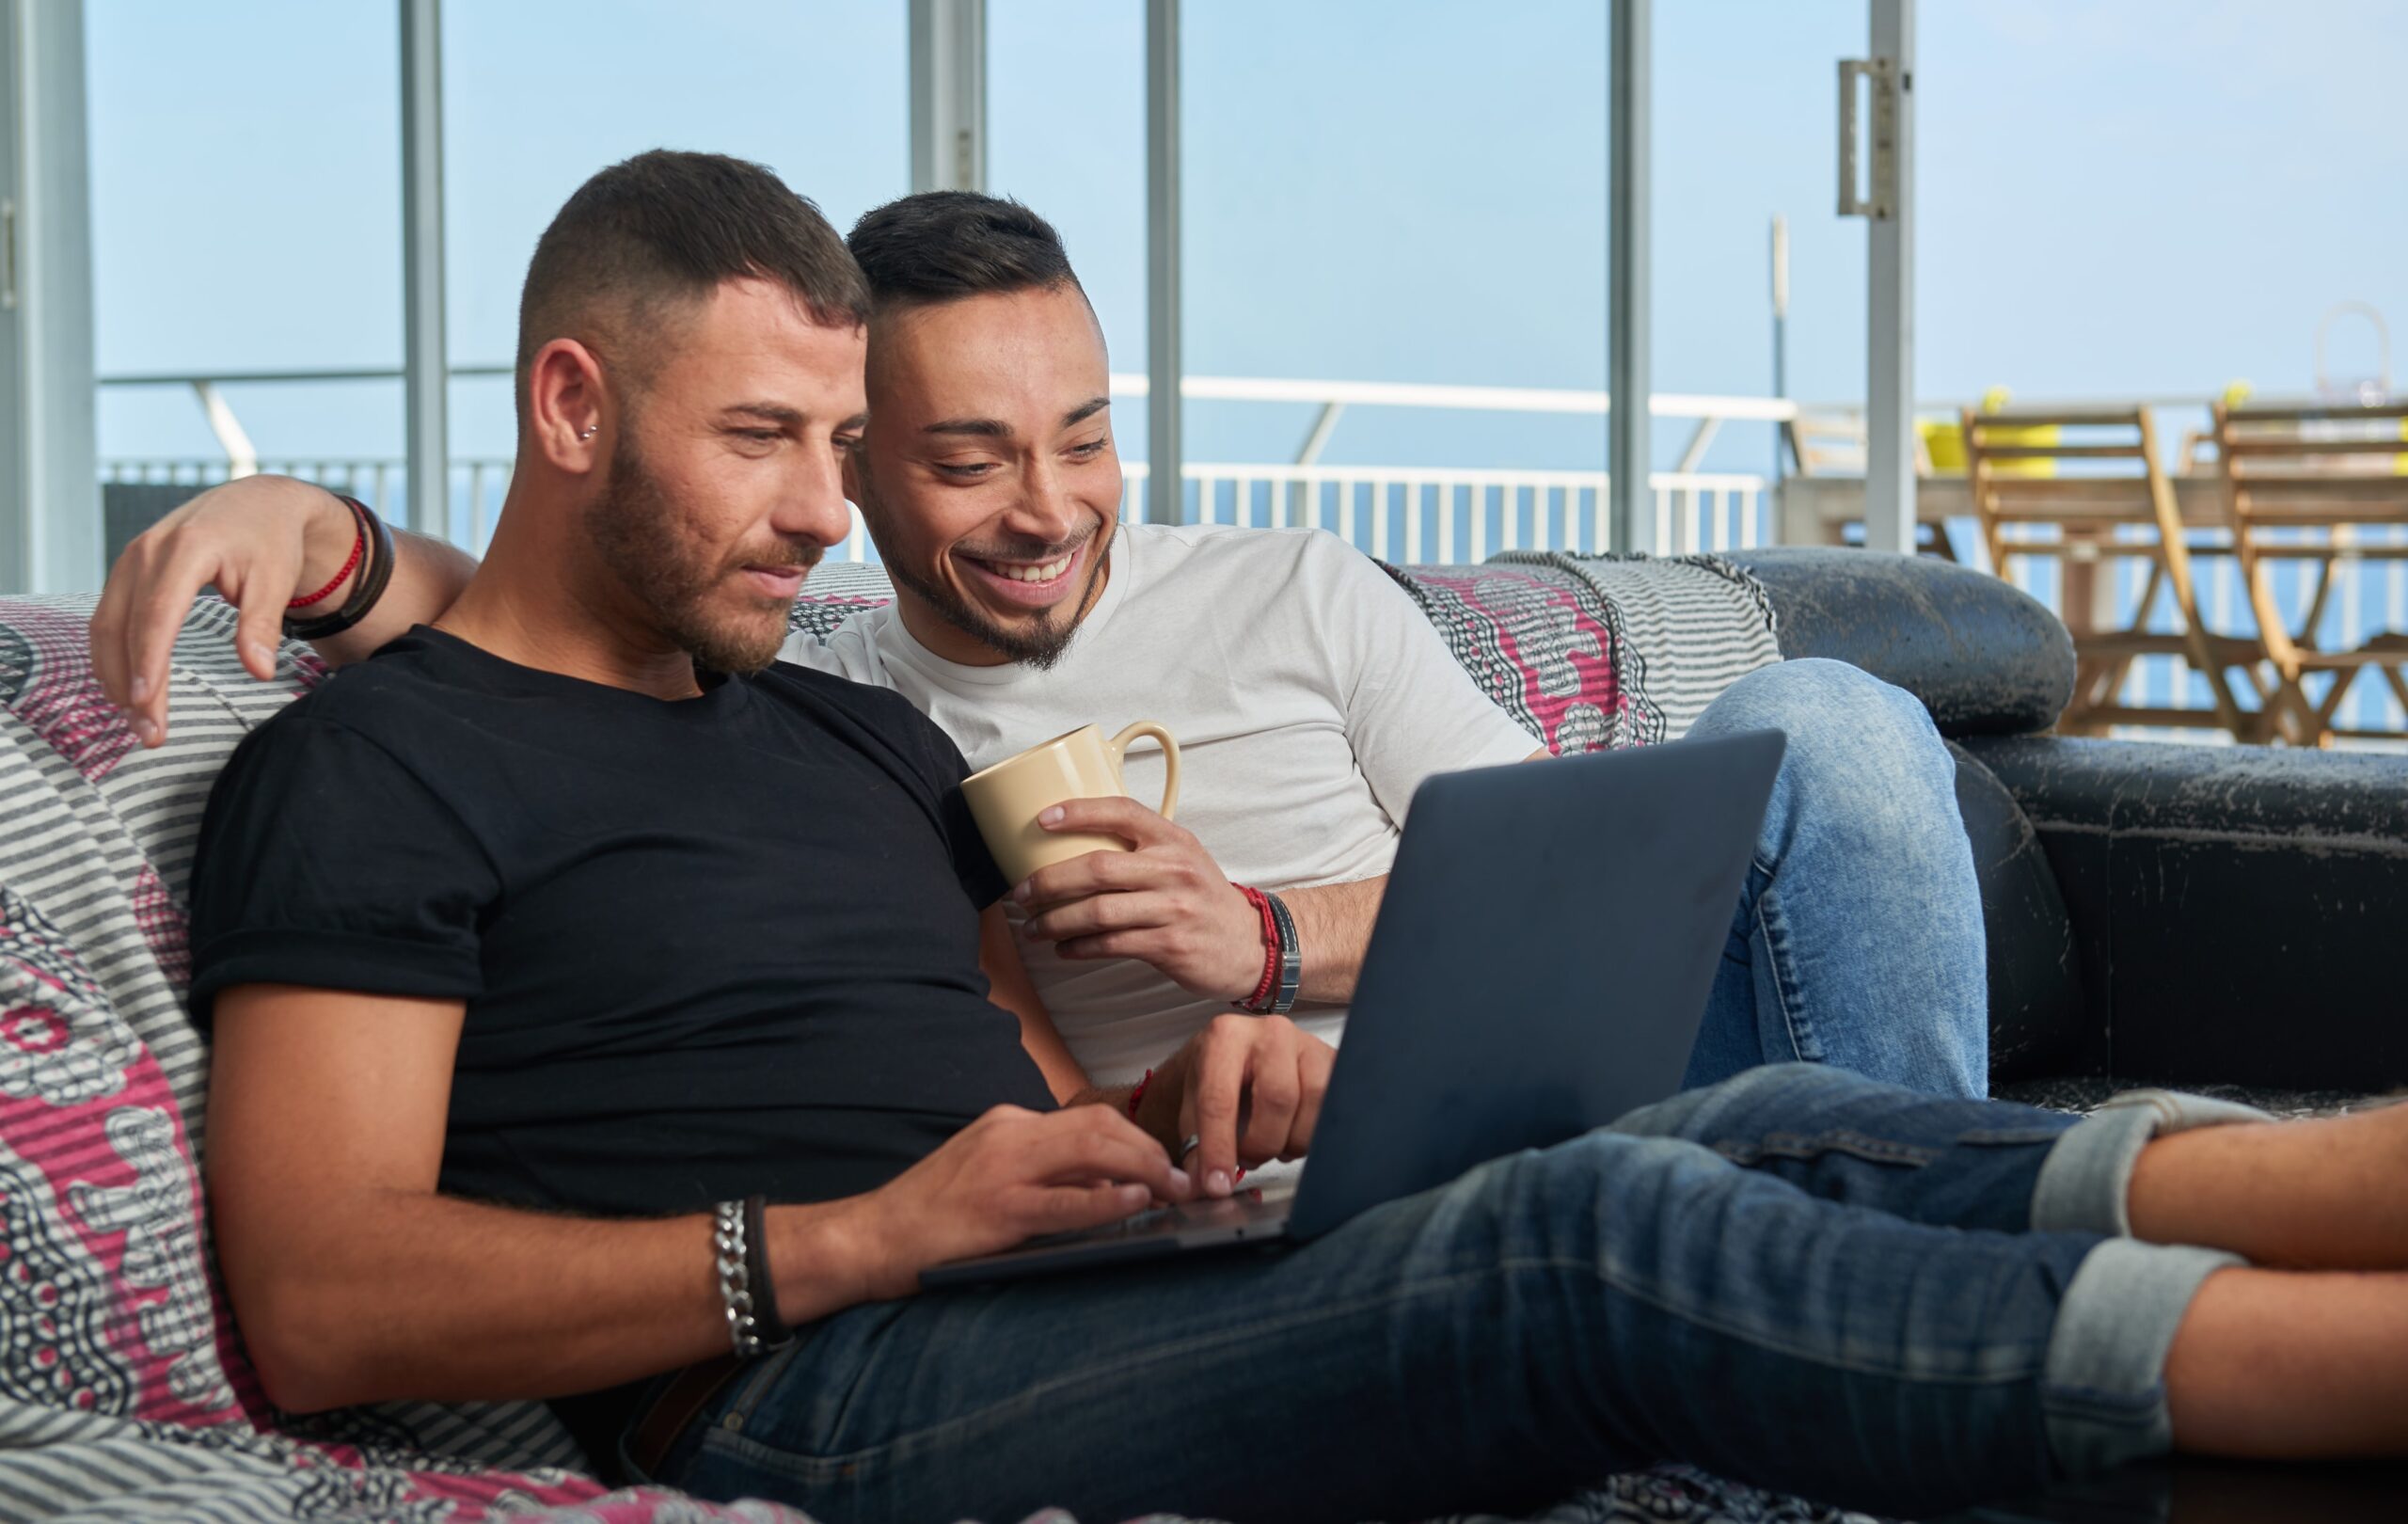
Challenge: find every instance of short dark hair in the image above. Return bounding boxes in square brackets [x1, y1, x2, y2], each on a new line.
[846, 191, 1083, 311]
[515, 150, 869, 429]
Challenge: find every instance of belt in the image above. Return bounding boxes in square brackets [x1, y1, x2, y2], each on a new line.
[621, 1352, 747, 1481]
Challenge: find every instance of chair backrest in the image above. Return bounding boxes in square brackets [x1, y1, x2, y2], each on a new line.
[1963, 405, 2180, 542]
[1962, 405, 2260, 738]
[2213, 402, 2408, 532]
[2210, 402, 2408, 744]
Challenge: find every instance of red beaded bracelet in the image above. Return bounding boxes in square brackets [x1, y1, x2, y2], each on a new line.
[1235, 884, 1281, 1012]
[287, 519, 367, 610]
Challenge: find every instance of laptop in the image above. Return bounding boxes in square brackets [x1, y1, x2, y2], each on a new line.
[920, 727, 1787, 1290]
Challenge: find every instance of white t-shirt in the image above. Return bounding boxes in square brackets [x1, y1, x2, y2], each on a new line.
[780, 523, 1540, 1084]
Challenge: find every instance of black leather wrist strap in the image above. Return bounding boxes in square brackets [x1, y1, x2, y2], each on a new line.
[1261, 890, 1302, 1016]
[741, 1195, 793, 1347]
[283, 494, 395, 642]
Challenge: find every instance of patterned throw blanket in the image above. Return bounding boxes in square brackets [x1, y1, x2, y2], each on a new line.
[0, 578, 1863, 1524]
[1382, 551, 1782, 754]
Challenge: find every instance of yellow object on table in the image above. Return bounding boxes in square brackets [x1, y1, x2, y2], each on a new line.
[1923, 389, 2058, 477]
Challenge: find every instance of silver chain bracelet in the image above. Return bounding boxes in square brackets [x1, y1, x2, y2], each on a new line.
[713, 1199, 767, 1358]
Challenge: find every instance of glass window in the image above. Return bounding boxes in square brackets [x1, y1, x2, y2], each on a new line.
[441, 2, 911, 540]
[1922, 2, 2408, 733]
[87, 0, 404, 534]
[988, 1, 1149, 495]
[1178, 0, 1607, 561]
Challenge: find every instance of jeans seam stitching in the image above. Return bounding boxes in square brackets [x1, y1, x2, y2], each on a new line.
[1716, 1129, 1941, 1168]
[1752, 870, 1816, 1064]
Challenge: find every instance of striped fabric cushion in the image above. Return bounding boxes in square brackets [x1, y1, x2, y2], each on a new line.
[0, 595, 799, 1521]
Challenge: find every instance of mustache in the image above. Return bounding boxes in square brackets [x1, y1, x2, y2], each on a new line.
[736, 542, 826, 573]
[957, 529, 1095, 564]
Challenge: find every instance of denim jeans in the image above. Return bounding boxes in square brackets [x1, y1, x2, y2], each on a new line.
[635, 1064, 2255, 1524]
[1680, 659, 1990, 1099]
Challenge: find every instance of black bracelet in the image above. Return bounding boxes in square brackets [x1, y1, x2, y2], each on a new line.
[283, 494, 395, 642]
[741, 1195, 793, 1347]
[1260, 890, 1303, 1016]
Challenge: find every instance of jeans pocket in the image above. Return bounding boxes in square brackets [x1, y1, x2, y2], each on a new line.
[714, 1339, 805, 1440]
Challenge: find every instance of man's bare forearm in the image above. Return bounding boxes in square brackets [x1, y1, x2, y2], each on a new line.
[220, 1182, 874, 1413]
[1282, 875, 1386, 1007]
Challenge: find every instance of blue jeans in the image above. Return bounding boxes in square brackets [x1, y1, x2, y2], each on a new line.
[634, 1065, 2253, 1523]
[1681, 659, 1989, 1099]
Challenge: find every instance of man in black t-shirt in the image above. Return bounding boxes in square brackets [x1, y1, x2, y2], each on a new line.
[179, 151, 1277, 1453]
[190, 628, 1058, 1216]
[151, 152, 2408, 1521]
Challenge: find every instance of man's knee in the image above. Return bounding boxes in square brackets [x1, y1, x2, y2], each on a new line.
[1697, 659, 1955, 812]
[1609, 1060, 1877, 1143]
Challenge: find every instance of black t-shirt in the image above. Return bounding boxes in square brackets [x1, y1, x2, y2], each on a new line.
[187, 627, 1057, 1217]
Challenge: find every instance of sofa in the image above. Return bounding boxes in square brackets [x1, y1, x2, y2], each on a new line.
[0, 545, 2399, 1522]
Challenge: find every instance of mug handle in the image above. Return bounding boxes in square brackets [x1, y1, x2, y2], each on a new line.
[1106, 721, 1180, 822]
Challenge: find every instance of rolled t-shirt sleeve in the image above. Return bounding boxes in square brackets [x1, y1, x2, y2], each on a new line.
[1309, 533, 1545, 824]
[187, 711, 499, 1023]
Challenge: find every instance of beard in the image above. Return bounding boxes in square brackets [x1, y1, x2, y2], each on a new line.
[588, 432, 819, 675]
[854, 454, 1110, 673]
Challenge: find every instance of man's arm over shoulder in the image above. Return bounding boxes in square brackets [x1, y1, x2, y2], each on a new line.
[92, 475, 477, 749]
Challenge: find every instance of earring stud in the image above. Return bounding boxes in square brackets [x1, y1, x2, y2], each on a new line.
[578, 425, 598, 440]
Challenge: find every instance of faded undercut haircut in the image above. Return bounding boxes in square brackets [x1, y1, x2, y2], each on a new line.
[845, 191, 1085, 312]
[513, 149, 870, 432]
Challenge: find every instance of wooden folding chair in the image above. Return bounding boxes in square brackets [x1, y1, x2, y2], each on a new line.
[1965, 405, 2267, 739]
[2213, 402, 2408, 747]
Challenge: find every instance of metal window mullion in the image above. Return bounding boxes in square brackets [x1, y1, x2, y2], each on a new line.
[399, 0, 449, 540]
[0, 3, 21, 593]
[1608, 0, 1650, 554]
[909, 0, 986, 194]
[1862, 0, 1916, 553]
[1144, 0, 1182, 525]
[1, 0, 100, 594]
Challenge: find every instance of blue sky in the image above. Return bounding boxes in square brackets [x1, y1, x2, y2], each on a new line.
[84, 0, 2408, 480]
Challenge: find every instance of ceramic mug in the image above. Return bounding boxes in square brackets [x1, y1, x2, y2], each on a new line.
[961, 722, 1181, 886]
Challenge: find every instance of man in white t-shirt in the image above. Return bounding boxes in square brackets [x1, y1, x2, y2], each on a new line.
[92, 193, 1989, 1192]
[788, 192, 1987, 1112]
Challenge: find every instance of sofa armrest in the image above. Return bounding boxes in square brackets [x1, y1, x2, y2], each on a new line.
[1948, 743, 2096, 1087]
[1958, 735, 2408, 1093]
[1729, 547, 2075, 737]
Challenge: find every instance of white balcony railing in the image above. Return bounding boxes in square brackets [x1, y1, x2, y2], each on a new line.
[97, 370, 2406, 742]
[95, 368, 1781, 564]
[99, 456, 1764, 566]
